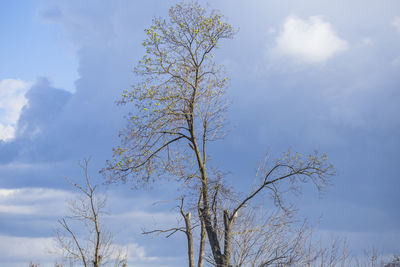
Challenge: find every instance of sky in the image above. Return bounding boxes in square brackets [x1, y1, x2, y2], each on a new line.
[0, 0, 399, 266]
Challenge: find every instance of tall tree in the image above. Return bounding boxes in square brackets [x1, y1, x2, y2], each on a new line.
[104, 2, 334, 266]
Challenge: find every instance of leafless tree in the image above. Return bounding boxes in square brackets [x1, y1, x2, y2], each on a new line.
[352, 246, 385, 267]
[28, 262, 63, 266]
[103, 2, 335, 267]
[228, 207, 311, 267]
[56, 159, 127, 267]
[384, 254, 400, 267]
[302, 240, 399, 267]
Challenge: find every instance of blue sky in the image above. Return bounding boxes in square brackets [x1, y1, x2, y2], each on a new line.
[0, 0, 399, 266]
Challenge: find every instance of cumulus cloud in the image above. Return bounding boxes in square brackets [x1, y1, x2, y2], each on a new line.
[392, 16, 400, 33]
[275, 15, 348, 63]
[0, 79, 31, 141]
[0, 78, 72, 164]
[0, 124, 15, 142]
[16, 78, 71, 139]
[119, 242, 159, 264]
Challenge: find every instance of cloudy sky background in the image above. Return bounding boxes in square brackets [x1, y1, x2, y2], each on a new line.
[1, 0, 399, 266]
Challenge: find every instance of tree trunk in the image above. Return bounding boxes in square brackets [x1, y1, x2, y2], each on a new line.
[182, 211, 195, 267]
[198, 197, 206, 267]
[223, 210, 232, 267]
[188, 119, 224, 265]
[222, 210, 236, 267]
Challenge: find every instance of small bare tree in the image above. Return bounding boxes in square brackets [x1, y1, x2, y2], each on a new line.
[56, 159, 127, 267]
[228, 207, 312, 267]
[384, 254, 400, 267]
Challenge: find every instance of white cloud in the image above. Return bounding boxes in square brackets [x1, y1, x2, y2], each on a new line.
[0, 204, 37, 214]
[122, 242, 158, 263]
[0, 187, 72, 202]
[392, 16, 400, 33]
[275, 15, 348, 63]
[0, 124, 15, 141]
[0, 235, 57, 262]
[0, 187, 72, 216]
[0, 188, 174, 266]
[0, 79, 31, 141]
[0, 234, 166, 267]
